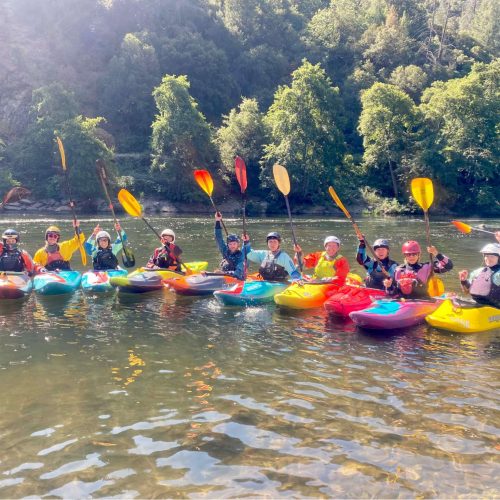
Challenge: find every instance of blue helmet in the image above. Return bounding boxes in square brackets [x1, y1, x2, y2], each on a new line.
[227, 234, 240, 243]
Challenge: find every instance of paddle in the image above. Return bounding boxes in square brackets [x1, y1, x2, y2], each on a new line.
[96, 159, 135, 268]
[451, 220, 496, 236]
[328, 186, 390, 279]
[55, 136, 87, 266]
[193, 169, 228, 236]
[117, 188, 192, 274]
[234, 156, 247, 237]
[410, 178, 444, 296]
[272, 164, 303, 272]
[0, 186, 31, 209]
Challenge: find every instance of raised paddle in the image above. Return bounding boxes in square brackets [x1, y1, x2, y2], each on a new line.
[328, 186, 390, 278]
[96, 160, 135, 268]
[0, 186, 31, 209]
[451, 220, 496, 236]
[411, 178, 444, 297]
[234, 156, 248, 237]
[117, 188, 192, 274]
[193, 169, 228, 236]
[55, 136, 87, 266]
[272, 163, 303, 272]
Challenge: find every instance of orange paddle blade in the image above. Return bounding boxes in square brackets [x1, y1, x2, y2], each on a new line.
[428, 276, 445, 297]
[451, 220, 472, 234]
[411, 178, 434, 212]
[118, 189, 143, 218]
[56, 136, 67, 171]
[194, 170, 214, 197]
[234, 156, 247, 193]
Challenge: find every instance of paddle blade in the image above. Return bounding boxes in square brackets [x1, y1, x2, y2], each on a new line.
[411, 178, 434, 211]
[194, 170, 214, 197]
[118, 189, 143, 218]
[56, 136, 67, 171]
[78, 241, 87, 267]
[451, 220, 472, 234]
[428, 276, 444, 297]
[122, 246, 136, 268]
[234, 156, 247, 193]
[328, 186, 351, 219]
[273, 163, 290, 196]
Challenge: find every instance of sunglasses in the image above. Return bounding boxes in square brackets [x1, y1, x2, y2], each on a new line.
[47, 233, 59, 238]
[404, 253, 419, 257]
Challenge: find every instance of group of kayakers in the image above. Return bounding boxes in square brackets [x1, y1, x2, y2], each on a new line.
[0, 219, 499, 308]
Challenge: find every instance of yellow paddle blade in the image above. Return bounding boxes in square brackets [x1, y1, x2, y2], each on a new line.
[56, 136, 66, 171]
[78, 242, 87, 266]
[451, 220, 472, 234]
[118, 189, 143, 218]
[194, 170, 214, 197]
[428, 276, 445, 297]
[328, 186, 351, 219]
[273, 163, 290, 196]
[411, 178, 434, 212]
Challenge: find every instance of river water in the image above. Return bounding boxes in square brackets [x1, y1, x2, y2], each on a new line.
[0, 214, 498, 498]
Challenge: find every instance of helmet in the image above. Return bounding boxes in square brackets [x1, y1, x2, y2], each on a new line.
[324, 236, 341, 247]
[2, 228, 19, 242]
[373, 238, 390, 250]
[96, 230, 111, 241]
[402, 240, 421, 254]
[45, 225, 61, 240]
[266, 232, 281, 242]
[161, 228, 175, 242]
[227, 233, 240, 243]
[480, 243, 500, 256]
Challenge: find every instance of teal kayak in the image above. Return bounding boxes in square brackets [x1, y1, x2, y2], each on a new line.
[0, 272, 32, 300]
[33, 270, 82, 296]
[214, 280, 289, 306]
[81, 269, 128, 293]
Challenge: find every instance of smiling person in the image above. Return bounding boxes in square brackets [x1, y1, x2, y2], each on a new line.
[85, 223, 127, 271]
[146, 228, 183, 272]
[459, 243, 500, 308]
[33, 222, 85, 271]
[356, 237, 398, 289]
[0, 228, 45, 275]
[383, 240, 453, 299]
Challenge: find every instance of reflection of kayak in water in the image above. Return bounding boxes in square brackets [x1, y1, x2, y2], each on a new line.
[214, 280, 289, 306]
[81, 269, 128, 293]
[165, 274, 239, 296]
[324, 285, 386, 317]
[33, 271, 81, 296]
[426, 298, 500, 333]
[350, 299, 441, 330]
[0, 272, 32, 300]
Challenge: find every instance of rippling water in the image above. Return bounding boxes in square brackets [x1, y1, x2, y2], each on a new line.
[0, 214, 498, 498]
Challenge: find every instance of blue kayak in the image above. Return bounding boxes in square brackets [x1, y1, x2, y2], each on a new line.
[81, 269, 128, 293]
[33, 271, 82, 296]
[213, 280, 289, 306]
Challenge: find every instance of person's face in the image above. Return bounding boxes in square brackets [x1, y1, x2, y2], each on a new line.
[484, 254, 499, 267]
[374, 247, 389, 259]
[404, 252, 420, 264]
[46, 232, 59, 244]
[5, 237, 17, 246]
[324, 242, 339, 257]
[267, 238, 280, 251]
[162, 235, 174, 244]
[228, 241, 239, 252]
[98, 238, 110, 249]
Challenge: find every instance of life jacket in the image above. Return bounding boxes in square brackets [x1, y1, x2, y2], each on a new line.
[0, 248, 25, 272]
[155, 244, 180, 271]
[393, 263, 431, 298]
[220, 249, 243, 274]
[469, 266, 500, 308]
[314, 252, 342, 280]
[365, 257, 397, 290]
[259, 251, 288, 281]
[93, 248, 118, 271]
[44, 246, 71, 271]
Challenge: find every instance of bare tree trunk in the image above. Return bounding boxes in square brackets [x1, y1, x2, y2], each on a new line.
[388, 159, 399, 199]
[437, 0, 451, 62]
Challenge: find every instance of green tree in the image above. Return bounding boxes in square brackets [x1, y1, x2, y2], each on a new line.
[262, 60, 346, 203]
[151, 74, 217, 201]
[389, 65, 428, 99]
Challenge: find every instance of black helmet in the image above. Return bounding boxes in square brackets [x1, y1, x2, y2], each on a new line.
[227, 233, 240, 243]
[266, 231, 281, 242]
[2, 228, 19, 242]
[373, 238, 389, 250]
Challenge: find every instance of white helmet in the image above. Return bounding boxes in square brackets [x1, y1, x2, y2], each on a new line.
[96, 230, 111, 241]
[480, 243, 500, 256]
[161, 228, 175, 242]
[324, 236, 341, 247]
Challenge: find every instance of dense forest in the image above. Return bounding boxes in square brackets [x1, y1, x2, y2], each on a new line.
[0, 0, 498, 214]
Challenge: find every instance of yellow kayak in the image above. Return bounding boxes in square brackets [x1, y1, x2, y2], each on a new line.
[426, 299, 500, 333]
[132, 261, 208, 279]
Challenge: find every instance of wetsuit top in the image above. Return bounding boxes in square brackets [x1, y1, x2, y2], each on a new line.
[461, 264, 500, 308]
[246, 244, 301, 281]
[85, 232, 127, 271]
[214, 221, 248, 280]
[356, 242, 397, 290]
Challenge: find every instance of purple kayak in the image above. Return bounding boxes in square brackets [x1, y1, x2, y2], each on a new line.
[349, 299, 441, 330]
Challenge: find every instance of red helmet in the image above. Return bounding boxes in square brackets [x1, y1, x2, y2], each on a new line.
[402, 240, 421, 254]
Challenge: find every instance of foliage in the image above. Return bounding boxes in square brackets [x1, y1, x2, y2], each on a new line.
[360, 186, 412, 215]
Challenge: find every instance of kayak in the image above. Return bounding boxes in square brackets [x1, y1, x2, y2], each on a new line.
[133, 261, 208, 277]
[214, 280, 289, 306]
[33, 270, 82, 296]
[165, 274, 239, 296]
[274, 273, 363, 310]
[426, 298, 500, 333]
[324, 285, 386, 317]
[111, 270, 165, 294]
[0, 272, 32, 300]
[350, 299, 440, 330]
[81, 269, 128, 293]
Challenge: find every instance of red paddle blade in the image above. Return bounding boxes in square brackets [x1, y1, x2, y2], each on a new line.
[194, 170, 214, 197]
[234, 156, 247, 193]
[451, 220, 472, 234]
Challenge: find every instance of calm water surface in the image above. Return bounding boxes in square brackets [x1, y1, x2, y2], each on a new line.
[0, 214, 498, 498]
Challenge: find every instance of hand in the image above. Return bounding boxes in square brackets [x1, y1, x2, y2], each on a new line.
[496, 231, 500, 244]
[92, 224, 101, 236]
[294, 244, 302, 253]
[458, 270, 468, 281]
[427, 245, 438, 257]
[201, 271, 207, 276]
[40, 267, 47, 274]
[72, 219, 80, 228]
[241, 233, 250, 242]
[383, 278, 393, 288]
[215, 212, 222, 221]
[296, 279, 305, 286]
[358, 233, 365, 244]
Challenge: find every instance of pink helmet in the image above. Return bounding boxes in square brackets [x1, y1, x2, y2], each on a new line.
[402, 240, 421, 254]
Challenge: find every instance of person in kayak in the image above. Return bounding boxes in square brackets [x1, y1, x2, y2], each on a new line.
[33, 223, 85, 271]
[383, 240, 453, 299]
[85, 224, 127, 271]
[213, 212, 247, 280]
[245, 231, 301, 281]
[0, 228, 45, 275]
[295, 236, 350, 282]
[146, 228, 183, 272]
[458, 243, 500, 308]
[356, 237, 398, 289]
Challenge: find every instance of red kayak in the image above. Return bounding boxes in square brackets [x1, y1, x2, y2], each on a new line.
[324, 285, 386, 317]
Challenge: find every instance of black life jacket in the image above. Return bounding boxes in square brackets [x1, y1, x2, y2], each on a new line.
[45, 259, 71, 271]
[259, 251, 288, 281]
[365, 257, 397, 290]
[470, 266, 500, 308]
[0, 248, 24, 272]
[155, 244, 181, 271]
[220, 249, 243, 273]
[93, 248, 118, 271]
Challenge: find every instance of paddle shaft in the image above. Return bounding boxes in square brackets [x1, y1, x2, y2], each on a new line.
[423, 210, 436, 278]
[208, 196, 228, 236]
[283, 195, 303, 272]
